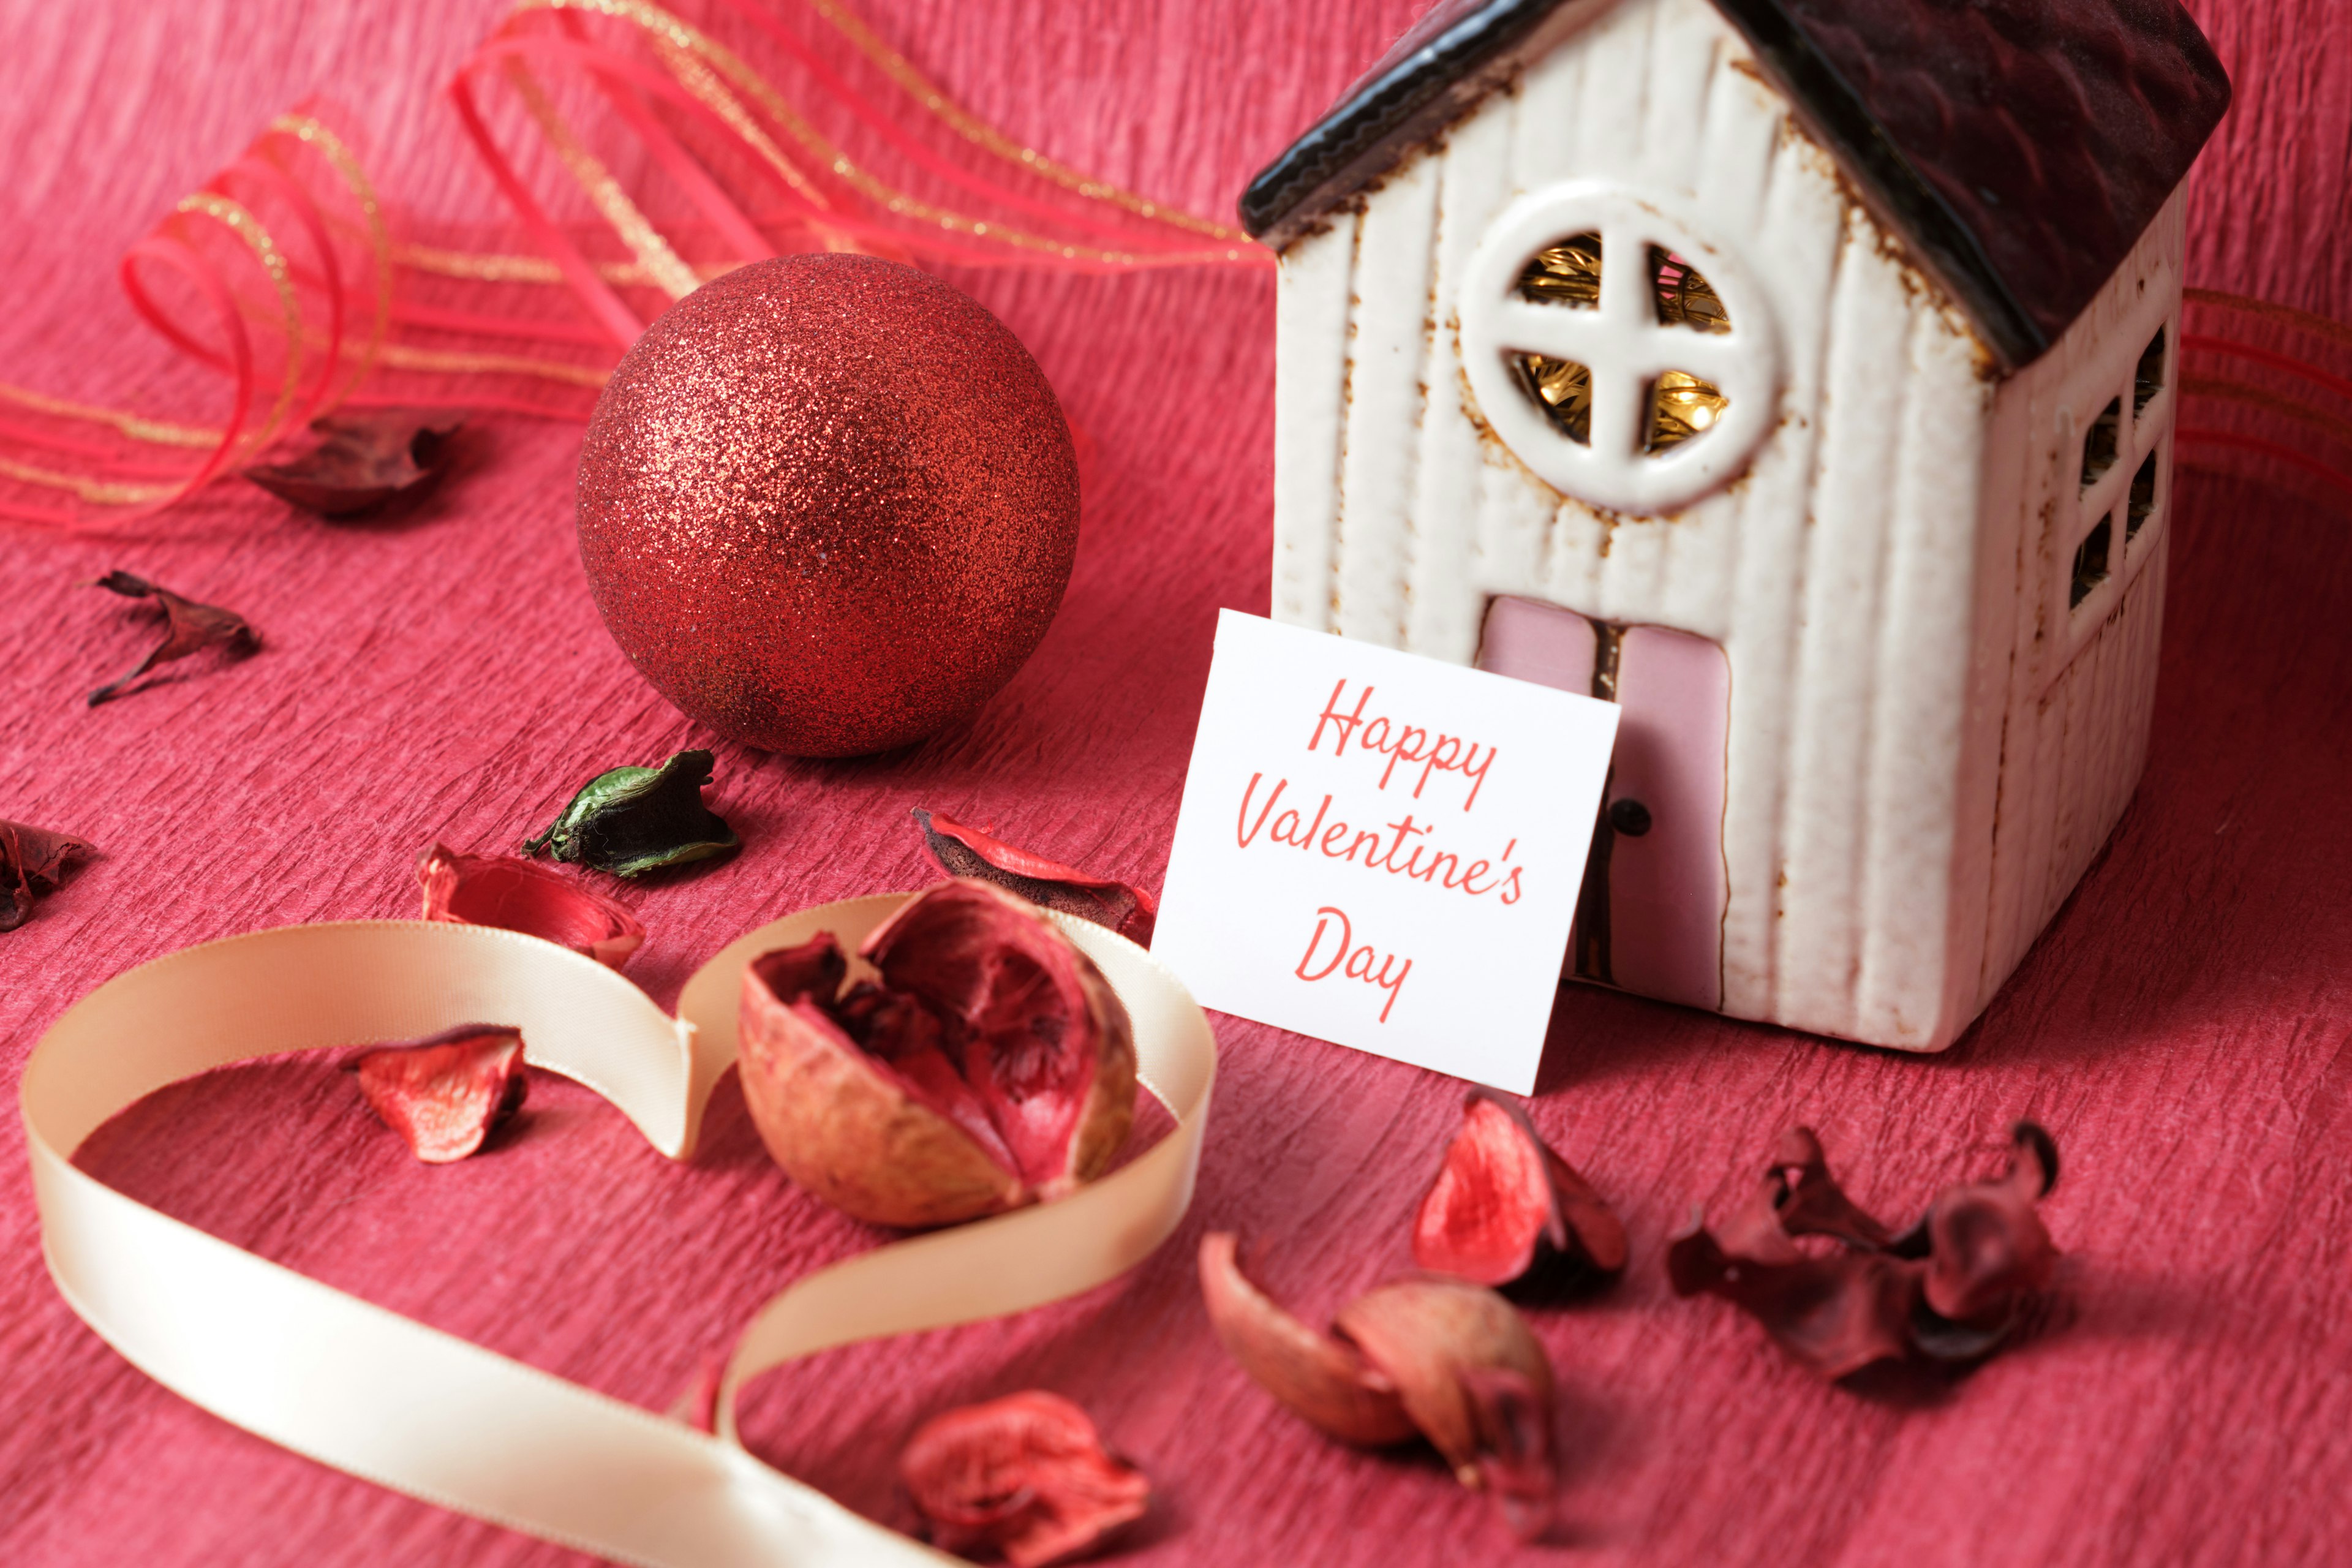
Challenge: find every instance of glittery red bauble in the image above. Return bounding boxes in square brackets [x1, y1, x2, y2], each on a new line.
[576, 254, 1080, 756]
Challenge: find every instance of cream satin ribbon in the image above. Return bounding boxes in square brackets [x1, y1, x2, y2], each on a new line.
[20, 895, 1217, 1566]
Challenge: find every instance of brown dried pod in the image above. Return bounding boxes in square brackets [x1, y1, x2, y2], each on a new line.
[1197, 1233, 1559, 1540]
[416, 842, 645, 969]
[1411, 1090, 1626, 1294]
[737, 880, 1137, 1229]
[84, 570, 257, 706]
[353, 1024, 528, 1163]
[899, 1390, 1150, 1568]
[1668, 1123, 2060, 1378]
[0, 818, 94, 933]
[244, 409, 462, 516]
[914, 808, 1156, 947]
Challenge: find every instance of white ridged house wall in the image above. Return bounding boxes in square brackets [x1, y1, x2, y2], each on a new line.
[1268, 0, 2177, 1050]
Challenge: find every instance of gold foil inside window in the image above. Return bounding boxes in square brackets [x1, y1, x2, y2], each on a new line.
[2127, 450, 2158, 538]
[2070, 516, 2113, 608]
[1646, 371, 1729, 453]
[2081, 397, 2122, 489]
[1516, 233, 1602, 307]
[2135, 327, 2166, 414]
[1651, 247, 1730, 333]
[1514, 353, 1593, 444]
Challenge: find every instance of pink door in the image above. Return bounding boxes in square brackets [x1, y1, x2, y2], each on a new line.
[1476, 597, 1728, 1011]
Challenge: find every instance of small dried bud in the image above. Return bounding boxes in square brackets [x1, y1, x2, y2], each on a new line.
[353, 1025, 528, 1163]
[900, 1392, 1149, 1568]
[1412, 1090, 1625, 1295]
[737, 881, 1137, 1228]
[416, 842, 645, 968]
[0, 818, 95, 933]
[524, 749, 739, 876]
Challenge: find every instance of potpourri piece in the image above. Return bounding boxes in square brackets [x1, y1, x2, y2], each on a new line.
[416, 842, 645, 968]
[1412, 1089, 1626, 1295]
[738, 880, 1136, 1229]
[1668, 1123, 2060, 1378]
[244, 409, 463, 516]
[84, 570, 257, 706]
[0, 818, 94, 933]
[523, 748, 738, 876]
[1199, 1232, 1559, 1540]
[353, 1024, 529, 1163]
[899, 1391, 1150, 1568]
[913, 807, 1157, 946]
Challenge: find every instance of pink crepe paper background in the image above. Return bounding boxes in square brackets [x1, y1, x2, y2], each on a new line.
[1, 0, 2348, 1563]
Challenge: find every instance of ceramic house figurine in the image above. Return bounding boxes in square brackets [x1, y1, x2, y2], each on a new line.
[1242, 0, 2229, 1050]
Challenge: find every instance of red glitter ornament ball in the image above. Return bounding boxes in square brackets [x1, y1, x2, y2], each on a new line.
[576, 254, 1080, 756]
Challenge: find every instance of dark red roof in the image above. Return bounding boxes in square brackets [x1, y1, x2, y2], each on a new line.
[1238, 0, 2231, 369]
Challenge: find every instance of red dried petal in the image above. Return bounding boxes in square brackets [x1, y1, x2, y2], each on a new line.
[1197, 1232, 1417, 1447]
[900, 1391, 1149, 1568]
[1333, 1278, 1559, 1540]
[1918, 1123, 2060, 1325]
[737, 881, 1137, 1228]
[354, 1025, 528, 1163]
[416, 842, 646, 969]
[1412, 1090, 1626, 1292]
[86, 571, 257, 706]
[0, 818, 95, 933]
[1667, 1222, 1918, 1380]
[244, 409, 461, 516]
[914, 808, 1157, 947]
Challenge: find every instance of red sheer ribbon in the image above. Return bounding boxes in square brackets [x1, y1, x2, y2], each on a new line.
[2176, 288, 2352, 510]
[0, 0, 1265, 530]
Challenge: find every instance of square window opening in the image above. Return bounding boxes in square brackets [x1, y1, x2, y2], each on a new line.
[2127, 450, 2158, 539]
[2080, 397, 2121, 490]
[2070, 516, 2113, 609]
[2135, 326, 2167, 415]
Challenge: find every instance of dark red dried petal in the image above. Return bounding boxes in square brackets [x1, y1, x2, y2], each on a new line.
[914, 808, 1157, 947]
[85, 571, 257, 706]
[1412, 1090, 1625, 1294]
[0, 818, 95, 933]
[353, 1024, 527, 1163]
[1667, 1221, 1918, 1380]
[1197, 1232, 1416, 1447]
[900, 1391, 1149, 1568]
[1917, 1122, 2060, 1327]
[416, 842, 646, 969]
[244, 409, 462, 516]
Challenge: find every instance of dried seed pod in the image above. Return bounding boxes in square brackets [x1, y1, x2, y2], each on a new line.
[416, 842, 645, 968]
[737, 880, 1136, 1228]
[84, 570, 257, 706]
[899, 1391, 1149, 1568]
[1411, 1090, 1626, 1294]
[1669, 1122, 2062, 1378]
[524, 749, 739, 877]
[913, 807, 1157, 946]
[353, 1024, 528, 1163]
[244, 409, 462, 516]
[1197, 1232, 1415, 1447]
[1197, 1233, 1559, 1539]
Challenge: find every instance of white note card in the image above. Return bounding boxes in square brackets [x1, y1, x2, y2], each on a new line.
[1153, 610, 1621, 1094]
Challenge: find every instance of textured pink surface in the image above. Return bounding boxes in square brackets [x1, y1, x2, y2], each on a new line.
[1, 3, 2349, 1567]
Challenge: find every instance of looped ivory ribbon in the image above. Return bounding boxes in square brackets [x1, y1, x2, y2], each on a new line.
[21, 895, 1217, 1566]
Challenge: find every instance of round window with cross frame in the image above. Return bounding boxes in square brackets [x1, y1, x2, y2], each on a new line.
[1458, 181, 1783, 516]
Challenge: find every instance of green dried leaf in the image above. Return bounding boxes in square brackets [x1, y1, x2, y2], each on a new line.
[522, 748, 739, 877]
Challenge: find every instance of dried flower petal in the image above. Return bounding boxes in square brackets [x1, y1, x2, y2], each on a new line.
[900, 1391, 1149, 1568]
[737, 881, 1137, 1227]
[85, 570, 257, 706]
[416, 842, 645, 968]
[524, 749, 739, 876]
[1668, 1123, 2062, 1378]
[914, 808, 1156, 946]
[353, 1024, 528, 1163]
[1412, 1090, 1626, 1294]
[1199, 1234, 1559, 1539]
[0, 818, 95, 933]
[244, 409, 462, 516]
[1197, 1232, 1416, 1447]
